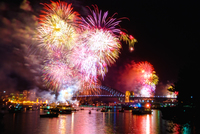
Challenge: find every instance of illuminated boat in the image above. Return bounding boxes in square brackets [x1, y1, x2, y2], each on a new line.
[132, 107, 152, 114]
[57, 105, 73, 114]
[8, 104, 23, 113]
[72, 109, 79, 111]
[40, 104, 50, 110]
[101, 107, 107, 112]
[27, 106, 36, 111]
[59, 109, 72, 114]
[132, 103, 152, 114]
[49, 107, 60, 113]
[40, 112, 58, 118]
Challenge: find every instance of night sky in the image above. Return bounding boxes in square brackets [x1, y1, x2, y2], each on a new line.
[91, 0, 199, 82]
[0, 0, 199, 94]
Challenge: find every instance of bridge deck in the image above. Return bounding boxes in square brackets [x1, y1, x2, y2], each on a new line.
[73, 94, 177, 99]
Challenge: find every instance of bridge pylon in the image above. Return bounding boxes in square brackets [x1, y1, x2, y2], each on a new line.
[125, 91, 134, 103]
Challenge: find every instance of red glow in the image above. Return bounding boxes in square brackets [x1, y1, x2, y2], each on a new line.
[175, 91, 179, 95]
[120, 31, 126, 35]
[129, 35, 134, 40]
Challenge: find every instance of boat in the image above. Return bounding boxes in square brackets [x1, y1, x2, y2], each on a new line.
[132, 107, 152, 114]
[40, 104, 51, 110]
[132, 103, 152, 114]
[8, 104, 23, 113]
[71, 108, 79, 112]
[59, 109, 72, 114]
[57, 105, 73, 114]
[80, 107, 84, 110]
[40, 112, 58, 118]
[101, 107, 107, 112]
[49, 107, 60, 113]
[27, 106, 36, 111]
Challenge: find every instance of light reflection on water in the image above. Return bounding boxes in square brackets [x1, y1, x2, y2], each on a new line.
[0, 109, 196, 134]
[146, 114, 150, 134]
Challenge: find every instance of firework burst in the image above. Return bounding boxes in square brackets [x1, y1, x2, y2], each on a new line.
[42, 60, 74, 91]
[87, 29, 121, 65]
[78, 5, 123, 79]
[135, 61, 159, 97]
[37, 1, 80, 50]
[80, 5, 122, 34]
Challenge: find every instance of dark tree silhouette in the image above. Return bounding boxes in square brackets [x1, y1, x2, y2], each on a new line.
[174, 59, 199, 107]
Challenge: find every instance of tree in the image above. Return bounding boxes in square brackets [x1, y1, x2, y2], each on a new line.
[173, 60, 199, 107]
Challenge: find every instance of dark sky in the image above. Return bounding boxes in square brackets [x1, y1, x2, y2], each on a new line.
[88, 0, 199, 83]
[0, 0, 199, 93]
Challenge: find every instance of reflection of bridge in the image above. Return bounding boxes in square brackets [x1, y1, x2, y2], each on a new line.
[73, 85, 177, 105]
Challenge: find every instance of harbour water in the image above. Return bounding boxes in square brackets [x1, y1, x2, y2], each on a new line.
[0, 108, 198, 134]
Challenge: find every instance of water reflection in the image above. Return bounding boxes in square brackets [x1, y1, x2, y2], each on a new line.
[132, 114, 150, 134]
[59, 116, 67, 134]
[1, 109, 198, 134]
[146, 114, 150, 134]
[71, 112, 74, 134]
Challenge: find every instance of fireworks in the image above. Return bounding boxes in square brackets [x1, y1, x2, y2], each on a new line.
[37, 1, 80, 50]
[35, 0, 138, 102]
[120, 31, 137, 51]
[80, 5, 121, 34]
[70, 28, 121, 82]
[135, 61, 159, 97]
[117, 61, 158, 97]
[86, 29, 121, 65]
[42, 61, 73, 91]
[79, 5, 123, 78]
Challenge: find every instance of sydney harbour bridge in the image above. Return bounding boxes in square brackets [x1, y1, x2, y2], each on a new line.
[72, 85, 177, 107]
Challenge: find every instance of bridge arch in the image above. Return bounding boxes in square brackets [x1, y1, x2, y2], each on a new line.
[98, 85, 125, 97]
